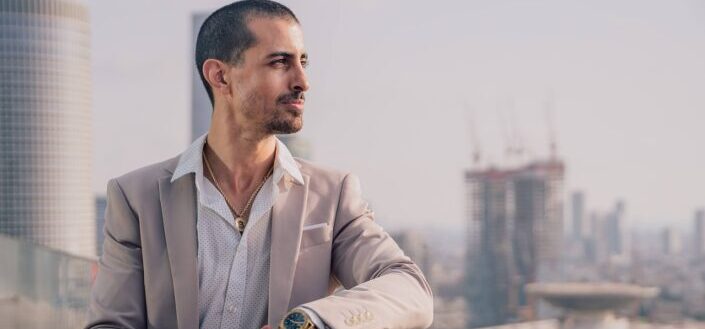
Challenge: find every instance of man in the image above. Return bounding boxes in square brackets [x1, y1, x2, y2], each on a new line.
[86, 1, 433, 328]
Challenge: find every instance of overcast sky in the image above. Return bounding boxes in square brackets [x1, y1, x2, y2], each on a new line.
[88, 0, 705, 232]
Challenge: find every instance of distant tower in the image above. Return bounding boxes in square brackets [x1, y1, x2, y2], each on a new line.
[571, 191, 585, 240]
[0, 0, 95, 257]
[604, 201, 626, 257]
[694, 209, 705, 258]
[191, 12, 211, 141]
[465, 168, 516, 327]
[465, 159, 565, 327]
[584, 211, 603, 263]
[662, 227, 682, 256]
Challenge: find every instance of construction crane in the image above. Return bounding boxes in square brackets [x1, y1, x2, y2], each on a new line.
[465, 103, 482, 167]
[545, 94, 558, 160]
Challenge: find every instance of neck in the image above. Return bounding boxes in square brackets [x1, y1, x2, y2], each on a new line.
[205, 105, 276, 192]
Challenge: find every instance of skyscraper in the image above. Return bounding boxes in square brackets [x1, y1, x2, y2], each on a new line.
[465, 168, 516, 327]
[465, 159, 565, 327]
[571, 191, 585, 240]
[662, 227, 681, 256]
[604, 200, 626, 257]
[0, 0, 95, 257]
[694, 209, 705, 258]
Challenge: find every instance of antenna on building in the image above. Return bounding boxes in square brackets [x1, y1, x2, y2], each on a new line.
[465, 103, 482, 167]
[499, 96, 524, 167]
[508, 100, 526, 163]
[545, 92, 558, 160]
[497, 101, 512, 166]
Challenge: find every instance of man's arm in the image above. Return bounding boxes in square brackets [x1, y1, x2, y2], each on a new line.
[301, 174, 434, 329]
[85, 179, 147, 329]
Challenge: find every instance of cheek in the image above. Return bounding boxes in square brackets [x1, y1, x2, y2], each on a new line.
[259, 73, 289, 99]
[235, 72, 288, 108]
[234, 80, 263, 105]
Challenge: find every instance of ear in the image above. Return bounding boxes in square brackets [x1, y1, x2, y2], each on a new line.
[202, 59, 231, 98]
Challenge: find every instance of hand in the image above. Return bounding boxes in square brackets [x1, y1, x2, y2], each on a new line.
[261, 325, 272, 329]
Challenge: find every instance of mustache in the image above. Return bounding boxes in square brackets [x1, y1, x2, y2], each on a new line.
[277, 91, 305, 103]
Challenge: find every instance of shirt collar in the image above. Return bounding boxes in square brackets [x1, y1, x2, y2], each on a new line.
[171, 133, 304, 187]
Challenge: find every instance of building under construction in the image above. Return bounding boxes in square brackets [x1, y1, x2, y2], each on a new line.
[465, 159, 565, 327]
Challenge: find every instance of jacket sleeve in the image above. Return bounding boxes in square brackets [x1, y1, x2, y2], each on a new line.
[301, 174, 434, 329]
[85, 179, 147, 329]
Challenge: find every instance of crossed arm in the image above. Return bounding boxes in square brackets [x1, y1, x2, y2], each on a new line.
[298, 174, 434, 329]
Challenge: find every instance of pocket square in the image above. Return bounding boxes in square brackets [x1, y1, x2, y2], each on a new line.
[300, 222, 331, 249]
[302, 222, 327, 231]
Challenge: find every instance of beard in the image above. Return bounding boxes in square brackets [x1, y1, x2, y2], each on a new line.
[265, 90, 305, 134]
[265, 110, 303, 134]
[239, 89, 305, 135]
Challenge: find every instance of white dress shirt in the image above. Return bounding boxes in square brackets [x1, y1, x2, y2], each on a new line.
[171, 134, 327, 329]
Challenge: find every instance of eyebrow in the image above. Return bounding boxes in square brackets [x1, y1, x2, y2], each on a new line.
[266, 51, 308, 60]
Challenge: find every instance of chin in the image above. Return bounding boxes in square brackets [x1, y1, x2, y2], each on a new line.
[267, 118, 303, 134]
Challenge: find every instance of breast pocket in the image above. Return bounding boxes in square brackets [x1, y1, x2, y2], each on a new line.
[300, 222, 332, 250]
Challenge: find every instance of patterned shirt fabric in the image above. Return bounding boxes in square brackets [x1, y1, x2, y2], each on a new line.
[171, 133, 305, 329]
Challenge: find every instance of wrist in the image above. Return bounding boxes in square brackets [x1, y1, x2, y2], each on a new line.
[279, 308, 317, 329]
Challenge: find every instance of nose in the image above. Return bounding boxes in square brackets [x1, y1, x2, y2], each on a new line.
[290, 63, 310, 92]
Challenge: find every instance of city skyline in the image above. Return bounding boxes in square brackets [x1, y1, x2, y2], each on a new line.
[4, 1, 705, 327]
[89, 0, 705, 230]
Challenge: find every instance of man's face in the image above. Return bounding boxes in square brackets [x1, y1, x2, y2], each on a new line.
[226, 17, 309, 135]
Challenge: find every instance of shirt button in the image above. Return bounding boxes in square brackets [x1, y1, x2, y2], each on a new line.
[226, 304, 236, 313]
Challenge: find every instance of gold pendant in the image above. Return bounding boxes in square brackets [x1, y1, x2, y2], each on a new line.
[235, 217, 246, 233]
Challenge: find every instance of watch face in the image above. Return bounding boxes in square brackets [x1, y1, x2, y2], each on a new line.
[283, 311, 307, 329]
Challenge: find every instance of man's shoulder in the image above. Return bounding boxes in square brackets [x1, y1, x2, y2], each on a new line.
[294, 158, 349, 185]
[110, 155, 180, 197]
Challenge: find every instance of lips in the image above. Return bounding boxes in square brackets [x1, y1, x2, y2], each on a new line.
[278, 91, 305, 112]
[280, 99, 304, 112]
[282, 99, 304, 105]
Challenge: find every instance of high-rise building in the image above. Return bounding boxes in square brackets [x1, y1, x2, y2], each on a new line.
[571, 191, 585, 240]
[694, 209, 705, 258]
[604, 200, 625, 257]
[0, 0, 95, 257]
[514, 161, 565, 283]
[465, 159, 565, 327]
[662, 227, 682, 256]
[191, 12, 211, 141]
[585, 211, 605, 263]
[465, 168, 516, 327]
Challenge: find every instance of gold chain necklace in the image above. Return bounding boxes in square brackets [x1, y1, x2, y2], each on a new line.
[202, 146, 273, 233]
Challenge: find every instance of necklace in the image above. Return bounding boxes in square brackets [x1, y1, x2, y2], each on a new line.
[202, 146, 273, 234]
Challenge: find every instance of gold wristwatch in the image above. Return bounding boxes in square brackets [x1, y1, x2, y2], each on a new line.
[279, 308, 317, 329]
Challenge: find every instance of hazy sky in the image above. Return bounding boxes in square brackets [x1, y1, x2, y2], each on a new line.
[89, 0, 705, 231]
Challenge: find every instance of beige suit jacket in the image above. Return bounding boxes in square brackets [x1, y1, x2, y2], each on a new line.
[86, 155, 433, 329]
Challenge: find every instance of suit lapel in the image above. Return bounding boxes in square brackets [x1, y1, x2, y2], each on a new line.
[159, 175, 199, 329]
[268, 175, 309, 326]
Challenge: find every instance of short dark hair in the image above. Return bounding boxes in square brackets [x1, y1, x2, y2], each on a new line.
[195, 0, 299, 106]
